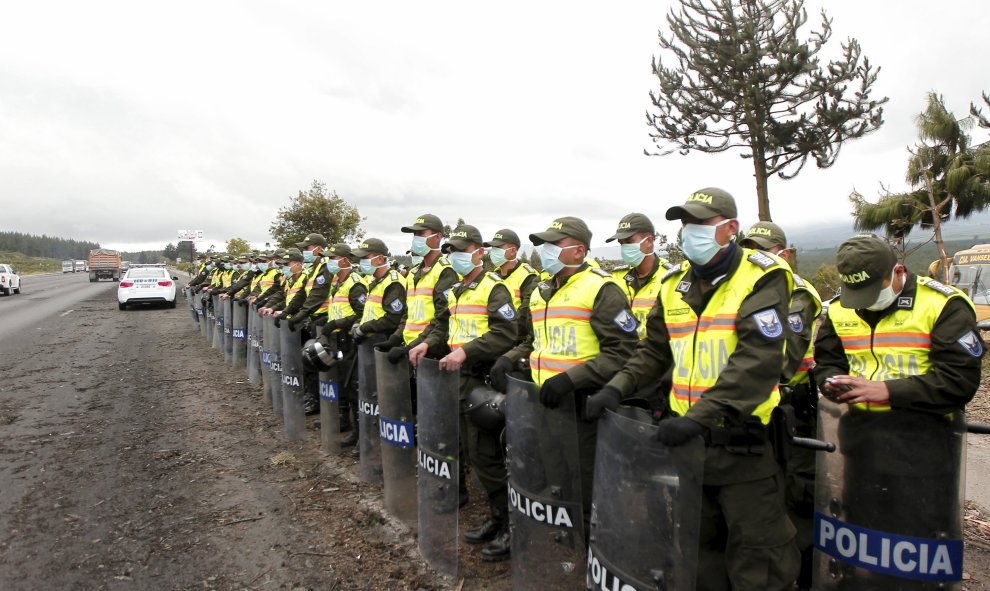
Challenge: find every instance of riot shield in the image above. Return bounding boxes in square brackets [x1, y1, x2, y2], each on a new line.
[416, 357, 460, 578]
[232, 300, 247, 369]
[586, 408, 704, 591]
[247, 305, 261, 385]
[506, 376, 585, 589]
[186, 288, 199, 329]
[374, 349, 417, 525]
[812, 398, 965, 590]
[261, 313, 273, 408]
[198, 292, 209, 338]
[357, 337, 385, 484]
[319, 355, 341, 454]
[211, 295, 223, 351]
[268, 316, 283, 419]
[280, 322, 306, 441]
[223, 298, 234, 365]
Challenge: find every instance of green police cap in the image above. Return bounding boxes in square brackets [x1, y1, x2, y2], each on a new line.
[295, 233, 329, 249]
[741, 221, 787, 250]
[529, 216, 592, 247]
[606, 213, 655, 243]
[442, 224, 486, 253]
[400, 213, 444, 233]
[352, 238, 390, 258]
[836, 234, 898, 309]
[284, 248, 305, 263]
[488, 229, 521, 248]
[327, 243, 357, 261]
[665, 187, 738, 221]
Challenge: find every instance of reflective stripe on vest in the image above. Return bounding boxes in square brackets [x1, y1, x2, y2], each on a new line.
[447, 273, 502, 349]
[221, 269, 234, 288]
[402, 257, 452, 344]
[662, 249, 792, 425]
[361, 271, 402, 323]
[528, 267, 610, 387]
[786, 274, 822, 387]
[827, 276, 970, 411]
[285, 272, 306, 302]
[501, 262, 537, 309]
[304, 261, 330, 315]
[258, 268, 279, 291]
[328, 272, 362, 322]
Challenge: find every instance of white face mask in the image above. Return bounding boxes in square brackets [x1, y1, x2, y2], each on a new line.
[865, 267, 901, 311]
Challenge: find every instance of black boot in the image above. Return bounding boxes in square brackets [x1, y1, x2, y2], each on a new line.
[464, 502, 503, 545]
[302, 391, 319, 415]
[480, 523, 510, 562]
[341, 428, 359, 448]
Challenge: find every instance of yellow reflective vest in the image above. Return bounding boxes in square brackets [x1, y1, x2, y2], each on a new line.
[662, 249, 793, 425]
[361, 271, 403, 324]
[328, 272, 364, 325]
[529, 266, 613, 387]
[501, 262, 538, 310]
[284, 272, 306, 302]
[612, 263, 665, 340]
[447, 272, 503, 349]
[304, 261, 330, 316]
[402, 257, 453, 344]
[786, 274, 822, 387]
[827, 276, 972, 411]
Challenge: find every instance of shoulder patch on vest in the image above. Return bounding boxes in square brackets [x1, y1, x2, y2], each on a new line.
[497, 303, 515, 320]
[520, 262, 536, 274]
[747, 251, 777, 270]
[357, 293, 367, 304]
[487, 272, 503, 282]
[436, 257, 451, 267]
[315, 274, 327, 285]
[792, 274, 805, 288]
[613, 309, 637, 333]
[787, 313, 804, 334]
[662, 263, 686, 283]
[590, 267, 611, 278]
[389, 298, 404, 313]
[958, 331, 984, 357]
[753, 308, 783, 338]
[389, 271, 399, 281]
[921, 278, 955, 297]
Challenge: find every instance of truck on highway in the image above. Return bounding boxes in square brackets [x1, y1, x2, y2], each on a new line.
[87, 249, 122, 282]
[948, 243, 990, 329]
[62, 260, 75, 273]
[74, 260, 87, 272]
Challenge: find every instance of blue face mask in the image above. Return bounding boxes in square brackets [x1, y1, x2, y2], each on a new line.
[680, 220, 731, 265]
[258, 262, 269, 272]
[410, 234, 436, 256]
[449, 250, 479, 276]
[224, 264, 232, 270]
[303, 250, 315, 264]
[282, 265, 292, 276]
[410, 255, 424, 267]
[325, 260, 340, 274]
[620, 236, 649, 267]
[540, 243, 580, 277]
[488, 247, 508, 269]
[359, 259, 375, 275]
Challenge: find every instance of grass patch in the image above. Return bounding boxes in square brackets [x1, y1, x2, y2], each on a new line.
[0, 251, 61, 275]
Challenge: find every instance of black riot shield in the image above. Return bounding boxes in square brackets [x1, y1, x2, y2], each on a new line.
[211, 295, 223, 351]
[374, 349, 417, 525]
[813, 398, 965, 590]
[247, 304, 261, 384]
[261, 313, 273, 408]
[198, 292, 209, 338]
[357, 337, 385, 484]
[416, 357, 460, 578]
[506, 376, 586, 589]
[319, 354, 341, 454]
[280, 322, 306, 441]
[587, 408, 704, 591]
[267, 316, 283, 419]
[186, 288, 199, 329]
[232, 300, 247, 369]
[223, 298, 234, 365]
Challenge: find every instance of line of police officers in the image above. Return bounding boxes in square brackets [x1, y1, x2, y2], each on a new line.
[185, 186, 984, 590]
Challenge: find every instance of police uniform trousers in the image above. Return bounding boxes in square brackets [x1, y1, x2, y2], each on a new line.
[459, 374, 507, 507]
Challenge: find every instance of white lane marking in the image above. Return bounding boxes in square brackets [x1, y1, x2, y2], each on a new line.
[60, 309, 75, 317]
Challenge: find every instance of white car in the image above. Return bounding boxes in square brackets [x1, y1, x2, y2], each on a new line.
[0, 264, 21, 296]
[118, 267, 178, 310]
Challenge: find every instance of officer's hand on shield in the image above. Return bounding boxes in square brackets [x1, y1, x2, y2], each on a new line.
[539, 372, 574, 409]
[287, 315, 299, 331]
[653, 417, 708, 446]
[439, 347, 467, 373]
[829, 375, 890, 406]
[408, 343, 429, 369]
[489, 356, 514, 393]
[375, 333, 404, 353]
[350, 322, 365, 343]
[387, 345, 410, 365]
[584, 385, 621, 421]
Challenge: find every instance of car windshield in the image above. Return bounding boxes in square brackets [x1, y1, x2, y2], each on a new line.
[126, 268, 167, 279]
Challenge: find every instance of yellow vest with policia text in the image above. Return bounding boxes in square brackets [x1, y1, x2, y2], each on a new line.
[402, 257, 452, 344]
[284, 272, 306, 302]
[529, 266, 616, 387]
[303, 260, 330, 316]
[328, 272, 364, 326]
[361, 270, 403, 324]
[447, 273, 505, 349]
[827, 276, 972, 411]
[210, 268, 223, 287]
[501, 262, 538, 310]
[786, 274, 822, 387]
[221, 269, 234, 288]
[662, 249, 793, 425]
[255, 267, 280, 292]
[612, 265, 666, 340]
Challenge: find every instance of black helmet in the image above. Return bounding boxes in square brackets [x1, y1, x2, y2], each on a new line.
[302, 338, 336, 371]
[465, 385, 506, 432]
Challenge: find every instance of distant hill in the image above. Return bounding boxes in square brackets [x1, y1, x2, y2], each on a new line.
[788, 210, 990, 250]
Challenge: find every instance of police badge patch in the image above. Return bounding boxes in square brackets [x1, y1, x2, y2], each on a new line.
[754, 308, 783, 338]
[357, 294, 367, 304]
[957, 331, 984, 357]
[316, 275, 327, 285]
[787, 313, 803, 334]
[389, 299, 404, 313]
[613, 310, 637, 333]
[497, 303, 515, 320]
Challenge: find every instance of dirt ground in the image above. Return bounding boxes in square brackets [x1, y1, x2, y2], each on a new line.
[0, 289, 988, 590]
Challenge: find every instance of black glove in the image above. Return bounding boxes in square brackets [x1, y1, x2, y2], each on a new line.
[375, 333, 404, 353]
[489, 356, 515, 393]
[273, 316, 282, 328]
[539, 373, 574, 409]
[653, 417, 708, 447]
[235, 298, 246, 307]
[386, 346, 409, 365]
[313, 315, 328, 327]
[584, 386, 621, 421]
[287, 315, 299, 331]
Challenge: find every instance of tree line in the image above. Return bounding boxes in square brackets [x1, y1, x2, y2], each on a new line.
[0, 231, 101, 260]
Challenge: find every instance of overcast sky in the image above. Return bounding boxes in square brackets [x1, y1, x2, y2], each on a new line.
[1, 1, 988, 256]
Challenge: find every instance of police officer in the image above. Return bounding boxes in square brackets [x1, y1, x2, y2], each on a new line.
[486, 229, 539, 396]
[256, 250, 288, 313]
[220, 255, 259, 301]
[288, 233, 333, 332]
[185, 255, 211, 290]
[498, 216, 639, 526]
[813, 234, 982, 589]
[322, 243, 368, 445]
[350, 238, 406, 341]
[592, 188, 800, 590]
[408, 224, 518, 561]
[267, 249, 307, 321]
[740, 221, 821, 589]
